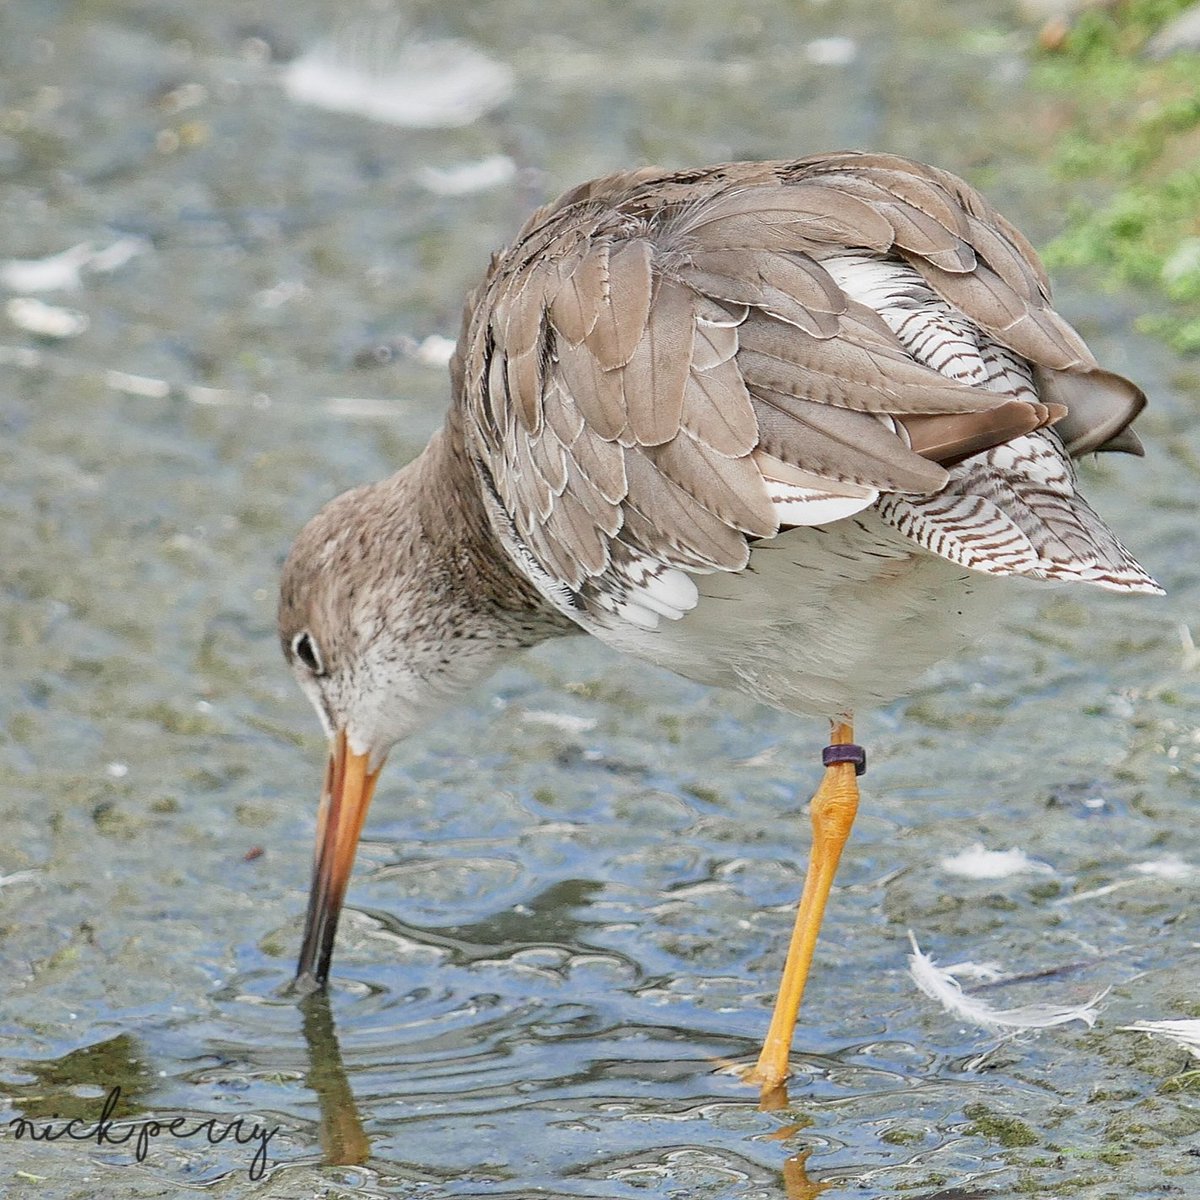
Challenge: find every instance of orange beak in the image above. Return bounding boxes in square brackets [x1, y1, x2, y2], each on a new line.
[294, 729, 383, 992]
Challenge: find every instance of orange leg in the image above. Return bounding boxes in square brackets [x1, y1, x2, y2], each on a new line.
[748, 721, 862, 1092]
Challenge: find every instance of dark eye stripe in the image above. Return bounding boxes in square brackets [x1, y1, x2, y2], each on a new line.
[292, 631, 325, 675]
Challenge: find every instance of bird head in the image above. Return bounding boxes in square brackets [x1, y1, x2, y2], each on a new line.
[277, 466, 512, 993]
[279, 481, 447, 763]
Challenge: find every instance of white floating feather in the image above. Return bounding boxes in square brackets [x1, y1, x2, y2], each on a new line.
[0, 242, 92, 292]
[908, 932, 1105, 1033]
[1056, 878, 1138, 904]
[0, 869, 40, 889]
[804, 37, 858, 66]
[1057, 857, 1195, 905]
[86, 236, 148, 274]
[1131, 857, 1195, 881]
[1121, 1020, 1200, 1059]
[413, 334, 457, 367]
[1180, 623, 1200, 670]
[940, 843, 1055, 880]
[520, 710, 597, 734]
[941, 959, 1005, 982]
[417, 155, 517, 197]
[285, 31, 512, 129]
[0, 238, 146, 293]
[6, 297, 89, 338]
[105, 370, 171, 399]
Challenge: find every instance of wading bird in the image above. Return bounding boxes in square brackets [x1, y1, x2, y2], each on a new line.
[277, 152, 1160, 1089]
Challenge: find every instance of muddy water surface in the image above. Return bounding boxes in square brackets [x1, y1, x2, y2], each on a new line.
[1, 2, 1198, 1197]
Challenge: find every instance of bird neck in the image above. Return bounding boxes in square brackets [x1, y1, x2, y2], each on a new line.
[401, 410, 574, 649]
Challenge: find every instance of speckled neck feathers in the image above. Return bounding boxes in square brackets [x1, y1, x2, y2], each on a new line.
[277, 410, 574, 755]
[279, 412, 571, 672]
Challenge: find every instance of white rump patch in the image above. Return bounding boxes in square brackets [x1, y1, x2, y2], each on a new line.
[908, 933, 1106, 1033]
[940, 844, 1055, 880]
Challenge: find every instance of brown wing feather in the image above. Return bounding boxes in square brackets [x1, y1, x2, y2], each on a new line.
[622, 278, 694, 446]
[549, 245, 609, 345]
[584, 239, 654, 369]
[681, 356, 758, 457]
[457, 153, 1148, 623]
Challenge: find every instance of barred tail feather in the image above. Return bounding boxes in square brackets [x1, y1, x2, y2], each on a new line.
[877, 431, 1163, 595]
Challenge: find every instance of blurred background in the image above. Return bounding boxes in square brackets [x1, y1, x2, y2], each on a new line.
[1, 2, 1198, 1197]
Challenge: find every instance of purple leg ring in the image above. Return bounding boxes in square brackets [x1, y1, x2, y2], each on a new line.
[822, 743, 867, 776]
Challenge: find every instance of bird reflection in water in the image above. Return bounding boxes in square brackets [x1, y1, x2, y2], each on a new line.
[299, 992, 370, 1167]
[297, 991, 842, 1194]
[761, 1105, 835, 1198]
[783, 1148, 834, 1200]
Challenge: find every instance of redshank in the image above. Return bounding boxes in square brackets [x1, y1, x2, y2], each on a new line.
[277, 152, 1161, 1089]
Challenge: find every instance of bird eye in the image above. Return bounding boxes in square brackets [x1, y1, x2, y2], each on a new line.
[292, 631, 325, 675]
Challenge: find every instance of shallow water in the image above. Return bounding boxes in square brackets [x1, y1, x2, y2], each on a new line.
[1, 2, 1198, 1197]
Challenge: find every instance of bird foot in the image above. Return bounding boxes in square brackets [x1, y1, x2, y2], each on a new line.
[712, 1056, 794, 1108]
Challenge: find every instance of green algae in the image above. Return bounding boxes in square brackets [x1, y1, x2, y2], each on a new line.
[964, 1102, 1040, 1148]
[1035, 1, 1200, 351]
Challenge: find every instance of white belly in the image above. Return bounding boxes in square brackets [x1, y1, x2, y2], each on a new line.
[587, 510, 1002, 718]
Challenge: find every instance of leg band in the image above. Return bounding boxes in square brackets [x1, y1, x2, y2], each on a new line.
[821, 743, 867, 776]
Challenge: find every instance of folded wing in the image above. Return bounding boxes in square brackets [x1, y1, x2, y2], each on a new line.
[457, 152, 1159, 631]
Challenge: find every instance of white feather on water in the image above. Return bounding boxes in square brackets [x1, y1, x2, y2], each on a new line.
[1121, 1020, 1200, 1059]
[0, 870, 41, 888]
[5, 297, 89, 338]
[520, 711, 597, 734]
[940, 843, 1055, 879]
[1131, 856, 1194, 880]
[1, 243, 93, 292]
[940, 959, 1005, 982]
[1179, 623, 1200, 669]
[284, 27, 513, 128]
[1057, 856, 1195, 904]
[908, 933, 1106, 1033]
[417, 156, 517, 196]
[1, 237, 146, 293]
[803, 37, 859, 66]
